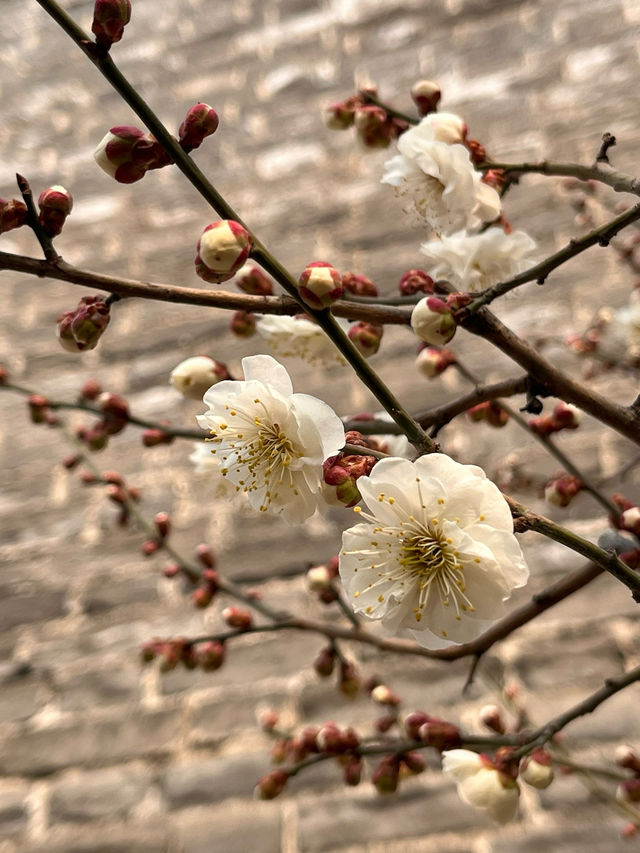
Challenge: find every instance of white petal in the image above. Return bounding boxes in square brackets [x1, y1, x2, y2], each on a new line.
[240, 354, 293, 396]
[441, 750, 483, 781]
[291, 393, 346, 460]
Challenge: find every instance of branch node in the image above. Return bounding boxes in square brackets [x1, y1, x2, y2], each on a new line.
[595, 132, 616, 164]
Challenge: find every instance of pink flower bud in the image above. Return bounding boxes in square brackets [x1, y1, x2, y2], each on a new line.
[404, 711, 431, 740]
[411, 296, 457, 346]
[417, 717, 462, 750]
[142, 428, 174, 447]
[163, 563, 181, 578]
[255, 769, 289, 800]
[528, 415, 555, 436]
[141, 539, 159, 557]
[192, 586, 213, 608]
[170, 356, 230, 400]
[195, 220, 253, 284]
[485, 402, 509, 428]
[410, 79, 441, 116]
[222, 606, 252, 630]
[545, 474, 583, 508]
[316, 722, 346, 754]
[324, 100, 357, 130]
[313, 646, 336, 678]
[341, 272, 378, 297]
[28, 394, 50, 424]
[479, 704, 506, 734]
[233, 263, 274, 296]
[154, 511, 170, 538]
[84, 426, 109, 451]
[348, 321, 383, 357]
[298, 261, 343, 309]
[415, 346, 456, 378]
[37, 185, 73, 237]
[520, 749, 554, 789]
[343, 756, 363, 786]
[56, 295, 111, 353]
[398, 269, 434, 296]
[466, 138, 487, 165]
[375, 713, 397, 734]
[256, 707, 279, 732]
[97, 392, 129, 434]
[371, 755, 400, 794]
[197, 640, 225, 671]
[230, 310, 257, 337]
[80, 378, 102, 400]
[94, 126, 160, 183]
[92, 0, 131, 45]
[0, 198, 28, 233]
[195, 543, 216, 568]
[551, 401, 582, 430]
[402, 751, 427, 774]
[354, 105, 394, 148]
[178, 102, 219, 151]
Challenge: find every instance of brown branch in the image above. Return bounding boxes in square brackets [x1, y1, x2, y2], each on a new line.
[480, 160, 640, 196]
[0, 250, 412, 326]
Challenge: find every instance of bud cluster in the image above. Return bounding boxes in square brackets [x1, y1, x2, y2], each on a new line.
[341, 271, 378, 297]
[77, 468, 140, 526]
[544, 473, 583, 508]
[404, 710, 462, 750]
[141, 637, 226, 673]
[529, 401, 582, 436]
[398, 269, 435, 296]
[57, 295, 111, 353]
[75, 390, 130, 452]
[0, 197, 28, 234]
[322, 431, 380, 507]
[466, 401, 509, 428]
[324, 86, 409, 149]
[306, 556, 340, 603]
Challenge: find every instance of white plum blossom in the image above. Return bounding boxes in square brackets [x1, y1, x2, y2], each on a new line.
[339, 454, 528, 648]
[170, 356, 229, 400]
[442, 750, 520, 824]
[189, 441, 237, 499]
[420, 228, 537, 293]
[381, 116, 500, 235]
[255, 314, 347, 367]
[196, 354, 345, 522]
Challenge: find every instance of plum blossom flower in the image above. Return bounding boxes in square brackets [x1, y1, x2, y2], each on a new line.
[381, 117, 500, 235]
[255, 314, 347, 367]
[420, 228, 537, 293]
[339, 454, 528, 648]
[442, 749, 520, 824]
[196, 355, 345, 522]
[189, 441, 237, 499]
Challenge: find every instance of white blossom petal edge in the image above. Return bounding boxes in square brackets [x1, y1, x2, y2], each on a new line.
[339, 454, 528, 648]
[255, 314, 347, 367]
[420, 228, 537, 293]
[442, 750, 520, 824]
[381, 117, 500, 235]
[196, 354, 346, 522]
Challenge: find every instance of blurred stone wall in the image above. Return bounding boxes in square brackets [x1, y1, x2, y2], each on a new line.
[0, 0, 639, 851]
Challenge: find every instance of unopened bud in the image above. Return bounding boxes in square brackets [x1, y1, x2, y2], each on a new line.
[154, 511, 170, 538]
[552, 401, 582, 430]
[0, 364, 8, 384]
[298, 261, 343, 309]
[178, 102, 219, 151]
[92, 0, 132, 45]
[411, 296, 457, 346]
[0, 198, 28, 233]
[485, 402, 509, 428]
[410, 79, 441, 116]
[306, 565, 333, 591]
[142, 428, 174, 447]
[170, 356, 230, 400]
[371, 755, 400, 794]
[195, 543, 216, 568]
[371, 685, 401, 706]
[94, 126, 160, 183]
[198, 640, 225, 671]
[98, 392, 129, 434]
[341, 272, 378, 297]
[417, 717, 462, 750]
[80, 378, 102, 400]
[520, 749, 554, 789]
[141, 539, 159, 557]
[615, 745, 640, 773]
[398, 269, 434, 296]
[348, 321, 383, 357]
[163, 562, 181, 578]
[222, 606, 252, 630]
[416, 346, 456, 378]
[617, 779, 640, 804]
[354, 105, 394, 148]
[37, 185, 73, 237]
[324, 100, 357, 130]
[339, 660, 360, 698]
[479, 704, 506, 734]
[313, 646, 336, 678]
[545, 474, 583, 508]
[230, 310, 257, 337]
[233, 263, 274, 296]
[256, 707, 279, 732]
[57, 295, 110, 353]
[316, 722, 346, 754]
[402, 751, 427, 774]
[192, 586, 213, 609]
[343, 756, 363, 786]
[255, 769, 289, 800]
[195, 220, 253, 284]
[28, 394, 49, 424]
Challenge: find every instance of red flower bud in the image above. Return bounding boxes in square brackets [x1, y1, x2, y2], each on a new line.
[341, 271, 378, 297]
[348, 321, 383, 357]
[178, 103, 219, 151]
[57, 295, 111, 353]
[298, 261, 343, 310]
[255, 769, 289, 800]
[398, 269, 434, 296]
[222, 606, 252, 630]
[230, 310, 257, 337]
[410, 80, 441, 116]
[195, 543, 215, 568]
[195, 220, 253, 284]
[371, 755, 400, 794]
[233, 264, 274, 296]
[197, 640, 225, 671]
[92, 0, 132, 46]
[37, 185, 73, 237]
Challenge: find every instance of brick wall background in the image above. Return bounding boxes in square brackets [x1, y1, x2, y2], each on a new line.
[1, 0, 640, 851]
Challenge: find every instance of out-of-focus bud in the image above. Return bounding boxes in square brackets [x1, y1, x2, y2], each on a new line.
[528, 415, 555, 436]
[142, 428, 175, 447]
[402, 751, 427, 774]
[520, 749, 554, 789]
[0, 198, 28, 233]
[37, 185, 73, 237]
[479, 704, 506, 734]
[415, 346, 456, 378]
[256, 706, 279, 732]
[141, 539, 159, 557]
[371, 685, 401, 707]
[178, 102, 219, 151]
[233, 263, 274, 296]
[485, 402, 509, 428]
[80, 378, 102, 400]
[94, 126, 159, 183]
[0, 365, 8, 385]
[404, 711, 431, 740]
[348, 321, 383, 357]
[339, 660, 361, 698]
[324, 99, 358, 130]
[163, 562, 181, 578]
[313, 646, 336, 678]
[398, 269, 435, 296]
[195, 543, 215, 568]
[56, 295, 110, 353]
[226, 311, 255, 339]
[316, 722, 344, 754]
[417, 717, 462, 750]
[195, 220, 253, 284]
[617, 778, 640, 804]
[197, 640, 225, 671]
[622, 822, 639, 839]
[306, 565, 333, 591]
[466, 138, 487, 165]
[615, 745, 640, 773]
[411, 296, 457, 346]
[545, 474, 583, 508]
[375, 713, 397, 734]
[28, 394, 50, 424]
[410, 79, 441, 116]
[551, 401, 582, 430]
[298, 261, 343, 310]
[154, 511, 170, 538]
[222, 606, 252, 630]
[97, 392, 129, 435]
[341, 271, 378, 297]
[354, 105, 394, 148]
[372, 755, 400, 794]
[92, 0, 132, 46]
[620, 507, 640, 537]
[170, 356, 230, 400]
[255, 769, 289, 800]
[483, 169, 506, 191]
[343, 756, 363, 786]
